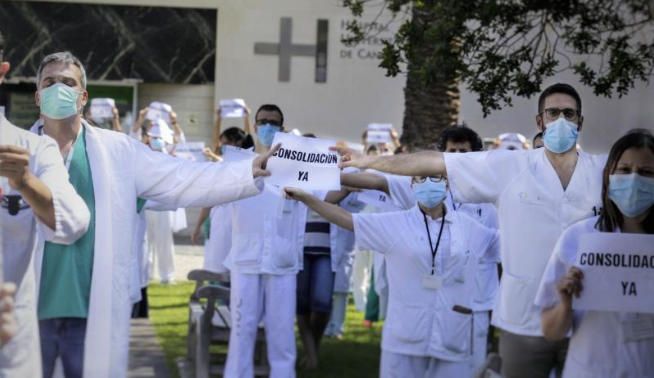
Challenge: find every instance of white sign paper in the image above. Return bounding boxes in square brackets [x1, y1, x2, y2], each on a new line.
[367, 123, 393, 144]
[573, 233, 654, 314]
[146, 101, 172, 124]
[357, 189, 399, 212]
[219, 99, 247, 118]
[175, 142, 206, 162]
[89, 98, 115, 122]
[0, 106, 5, 117]
[266, 133, 341, 191]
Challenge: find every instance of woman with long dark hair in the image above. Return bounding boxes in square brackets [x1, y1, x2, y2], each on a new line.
[536, 130, 654, 377]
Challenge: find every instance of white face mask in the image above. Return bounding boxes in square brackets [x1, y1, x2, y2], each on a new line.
[39, 83, 81, 120]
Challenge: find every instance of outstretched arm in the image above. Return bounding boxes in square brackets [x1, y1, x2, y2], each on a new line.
[285, 187, 353, 231]
[334, 146, 446, 177]
[341, 171, 389, 194]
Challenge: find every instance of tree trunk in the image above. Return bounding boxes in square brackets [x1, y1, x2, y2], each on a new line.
[400, 3, 460, 149]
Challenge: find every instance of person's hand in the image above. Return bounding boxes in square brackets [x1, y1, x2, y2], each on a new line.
[0, 62, 10, 85]
[137, 107, 148, 122]
[191, 227, 202, 245]
[243, 104, 251, 116]
[203, 147, 221, 162]
[112, 106, 119, 120]
[390, 128, 400, 141]
[0, 282, 17, 345]
[170, 111, 178, 126]
[284, 187, 310, 202]
[0, 145, 33, 191]
[330, 145, 372, 169]
[556, 267, 584, 305]
[252, 144, 280, 178]
[216, 107, 222, 121]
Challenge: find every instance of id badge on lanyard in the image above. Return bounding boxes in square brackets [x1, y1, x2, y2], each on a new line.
[422, 211, 445, 290]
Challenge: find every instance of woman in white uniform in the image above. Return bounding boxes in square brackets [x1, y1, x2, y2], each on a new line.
[536, 130, 654, 378]
[285, 174, 499, 378]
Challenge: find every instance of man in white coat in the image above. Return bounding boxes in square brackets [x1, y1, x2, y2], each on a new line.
[0, 58, 90, 378]
[30, 51, 273, 378]
[335, 83, 606, 378]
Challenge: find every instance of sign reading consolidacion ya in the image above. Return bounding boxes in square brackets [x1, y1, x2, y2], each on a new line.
[573, 233, 654, 314]
[266, 133, 341, 191]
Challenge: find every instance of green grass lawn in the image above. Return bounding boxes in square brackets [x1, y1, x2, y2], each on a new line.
[149, 282, 382, 378]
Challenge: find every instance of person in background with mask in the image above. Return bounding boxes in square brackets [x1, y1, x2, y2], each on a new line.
[29, 51, 273, 378]
[284, 172, 499, 378]
[143, 119, 180, 284]
[334, 83, 607, 378]
[223, 104, 348, 377]
[341, 125, 500, 375]
[536, 130, 654, 377]
[203, 103, 254, 161]
[191, 125, 254, 275]
[0, 49, 90, 378]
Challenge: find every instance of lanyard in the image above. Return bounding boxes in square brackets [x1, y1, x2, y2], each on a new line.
[422, 210, 446, 275]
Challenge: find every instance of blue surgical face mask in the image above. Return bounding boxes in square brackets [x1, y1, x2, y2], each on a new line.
[543, 117, 579, 154]
[608, 173, 654, 218]
[412, 180, 447, 209]
[149, 138, 165, 152]
[39, 83, 81, 120]
[257, 124, 281, 147]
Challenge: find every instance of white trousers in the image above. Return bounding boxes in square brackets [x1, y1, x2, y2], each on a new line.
[225, 273, 296, 378]
[380, 350, 472, 378]
[325, 292, 348, 337]
[470, 311, 490, 375]
[146, 210, 175, 282]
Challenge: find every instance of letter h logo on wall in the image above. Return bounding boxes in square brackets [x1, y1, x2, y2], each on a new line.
[254, 17, 328, 83]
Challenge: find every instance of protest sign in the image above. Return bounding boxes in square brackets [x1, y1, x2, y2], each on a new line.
[175, 142, 206, 162]
[367, 123, 393, 144]
[219, 99, 247, 118]
[266, 133, 341, 191]
[89, 98, 115, 122]
[573, 233, 654, 314]
[357, 189, 399, 212]
[146, 101, 172, 124]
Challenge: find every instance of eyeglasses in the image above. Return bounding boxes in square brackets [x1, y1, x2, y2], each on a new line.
[541, 107, 580, 121]
[413, 176, 446, 184]
[255, 119, 282, 127]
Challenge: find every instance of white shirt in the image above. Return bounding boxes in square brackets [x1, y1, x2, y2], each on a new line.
[353, 205, 499, 361]
[535, 217, 654, 378]
[224, 184, 321, 275]
[386, 174, 500, 311]
[444, 148, 606, 336]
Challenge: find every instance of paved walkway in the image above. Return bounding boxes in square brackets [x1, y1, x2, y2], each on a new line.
[128, 319, 171, 378]
[128, 241, 204, 378]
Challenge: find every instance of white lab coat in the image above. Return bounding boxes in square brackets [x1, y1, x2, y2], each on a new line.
[385, 175, 500, 310]
[223, 184, 322, 275]
[203, 204, 232, 273]
[146, 209, 176, 282]
[129, 200, 177, 303]
[31, 122, 261, 378]
[444, 148, 606, 336]
[353, 205, 499, 361]
[0, 118, 90, 378]
[535, 216, 654, 378]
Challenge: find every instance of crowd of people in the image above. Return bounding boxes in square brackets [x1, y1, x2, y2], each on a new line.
[0, 45, 652, 378]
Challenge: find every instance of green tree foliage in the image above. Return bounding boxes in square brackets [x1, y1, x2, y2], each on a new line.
[343, 0, 654, 145]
